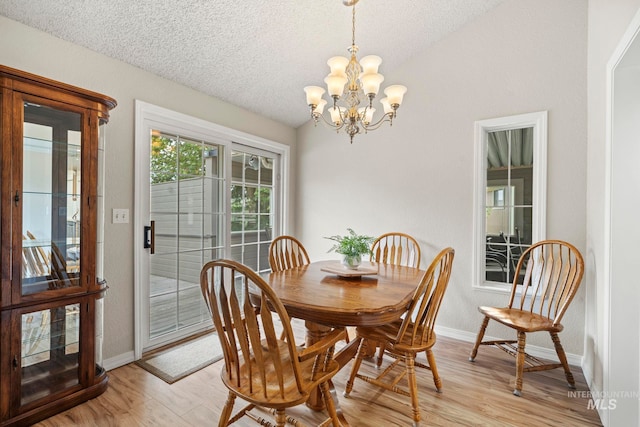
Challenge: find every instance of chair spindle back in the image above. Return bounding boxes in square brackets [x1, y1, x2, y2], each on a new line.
[396, 247, 455, 346]
[269, 236, 311, 272]
[371, 232, 421, 268]
[200, 259, 304, 399]
[508, 240, 584, 326]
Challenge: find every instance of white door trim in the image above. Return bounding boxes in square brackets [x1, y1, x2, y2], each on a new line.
[602, 7, 640, 426]
[133, 100, 290, 359]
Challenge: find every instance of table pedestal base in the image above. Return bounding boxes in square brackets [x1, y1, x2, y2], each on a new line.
[304, 321, 361, 426]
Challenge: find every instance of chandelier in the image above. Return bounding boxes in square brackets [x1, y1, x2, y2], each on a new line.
[304, 0, 407, 143]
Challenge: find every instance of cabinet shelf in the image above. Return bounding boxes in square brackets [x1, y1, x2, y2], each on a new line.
[24, 136, 81, 149]
[21, 353, 80, 405]
[21, 273, 81, 295]
[22, 191, 82, 197]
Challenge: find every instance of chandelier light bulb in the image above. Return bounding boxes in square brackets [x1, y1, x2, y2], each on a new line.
[384, 85, 408, 106]
[360, 72, 384, 96]
[304, 86, 325, 106]
[327, 56, 349, 76]
[358, 107, 375, 125]
[359, 55, 382, 73]
[380, 97, 393, 114]
[328, 106, 346, 125]
[315, 99, 328, 115]
[324, 74, 348, 98]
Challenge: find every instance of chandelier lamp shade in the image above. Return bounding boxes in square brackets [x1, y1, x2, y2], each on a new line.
[304, 0, 407, 143]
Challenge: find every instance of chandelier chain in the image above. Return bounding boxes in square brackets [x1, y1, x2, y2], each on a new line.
[352, 4, 356, 47]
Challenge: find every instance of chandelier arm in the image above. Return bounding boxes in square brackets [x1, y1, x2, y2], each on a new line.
[361, 113, 395, 131]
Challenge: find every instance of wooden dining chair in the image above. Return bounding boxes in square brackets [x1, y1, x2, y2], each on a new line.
[469, 240, 584, 396]
[371, 232, 421, 268]
[26, 231, 51, 274]
[370, 232, 422, 366]
[268, 235, 311, 272]
[268, 235, 312, 341]
[200, 259, 345, 427]
[23, 234, 45, 279]
[344, 247, 455, 427]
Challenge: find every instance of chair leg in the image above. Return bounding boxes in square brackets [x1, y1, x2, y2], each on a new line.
[376, 341, 385, 368]
[514, 331, 526, 396]
[274, 409, 286, 427]
[406, 354, 421, 426]
[320, 380, 341, 427]
[425, 349, 442, 392]
[344, 338, 368, 397]
[469, 316, 489, 361]
[551, 331, 576, 389]
[218, 392, 236, 427]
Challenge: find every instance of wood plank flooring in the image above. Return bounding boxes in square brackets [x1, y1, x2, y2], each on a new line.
[34, 325, 603, 426]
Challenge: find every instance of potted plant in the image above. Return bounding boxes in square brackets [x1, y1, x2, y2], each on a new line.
[325, 228, 375, 269]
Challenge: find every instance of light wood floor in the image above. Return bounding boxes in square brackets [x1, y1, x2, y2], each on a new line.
[35, 328, 603, 426]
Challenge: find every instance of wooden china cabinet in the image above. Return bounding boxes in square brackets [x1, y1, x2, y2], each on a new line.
[0, 65, 116, 426]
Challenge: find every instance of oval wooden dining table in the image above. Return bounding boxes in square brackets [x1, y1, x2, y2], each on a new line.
[266, 260, 425, 425]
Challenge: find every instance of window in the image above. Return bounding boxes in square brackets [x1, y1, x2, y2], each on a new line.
[473, 111, 547, 290]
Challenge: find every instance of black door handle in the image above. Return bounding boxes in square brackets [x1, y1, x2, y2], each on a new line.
[144, 221, 155, 254]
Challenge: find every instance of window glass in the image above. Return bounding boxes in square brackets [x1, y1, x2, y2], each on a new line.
[230, 150, 275, 275]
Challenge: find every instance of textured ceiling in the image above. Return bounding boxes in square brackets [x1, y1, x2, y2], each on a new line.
[0, 0, 505, 128]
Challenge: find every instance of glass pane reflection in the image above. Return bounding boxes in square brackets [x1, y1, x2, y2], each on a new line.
[22, 104, 82, 295]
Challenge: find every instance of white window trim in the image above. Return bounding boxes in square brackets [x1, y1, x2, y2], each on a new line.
[472, 111, 547, 293]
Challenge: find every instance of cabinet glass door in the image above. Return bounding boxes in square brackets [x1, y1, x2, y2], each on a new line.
[21, 103, 82, 296]
[19, 302, 81, 406]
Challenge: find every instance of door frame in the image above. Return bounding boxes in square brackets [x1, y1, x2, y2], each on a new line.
[601, 8, 640, 426]
[133, 100, 290, 358]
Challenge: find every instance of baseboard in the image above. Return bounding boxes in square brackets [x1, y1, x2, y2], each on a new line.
[580, 358, 608, 426]
[102, 326, 583, 373]
[434, 325, 583, 367]
[103, 351, 135, 371]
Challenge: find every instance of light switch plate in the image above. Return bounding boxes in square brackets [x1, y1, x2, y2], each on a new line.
[112, 208, 129, 224]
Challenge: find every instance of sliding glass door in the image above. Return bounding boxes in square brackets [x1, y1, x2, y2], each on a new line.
[148, 132, 225, 344]
[135, 101, 287, 354]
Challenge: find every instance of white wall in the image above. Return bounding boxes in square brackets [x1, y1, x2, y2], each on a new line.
[586, 1, 640, 425]
[0, 16, 297, 361]
[296, 0, 588, 354]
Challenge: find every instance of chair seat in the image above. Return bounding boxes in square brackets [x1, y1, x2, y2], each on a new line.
[478, 306, 564, 333]
[356, 320, 436, 353]
[222, 339, 339, 408]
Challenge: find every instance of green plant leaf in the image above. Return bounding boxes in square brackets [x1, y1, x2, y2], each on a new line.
[324, 228, 375, 257]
